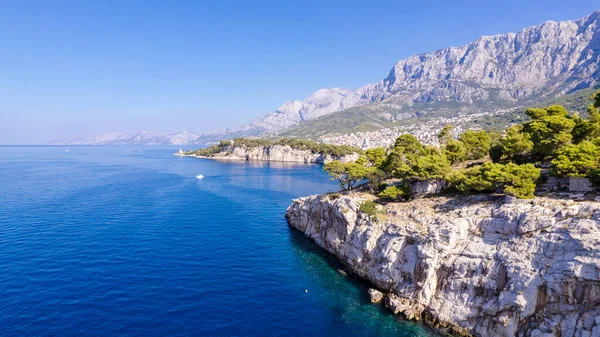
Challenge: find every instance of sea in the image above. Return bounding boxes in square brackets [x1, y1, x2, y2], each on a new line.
[0, 146, 441, 336]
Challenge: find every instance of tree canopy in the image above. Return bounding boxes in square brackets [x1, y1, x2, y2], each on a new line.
[523, 105, 576, 160]
[447, 162, 540, 199]
[551, 141, 600, 177]
[459, 130, 491, 160]
[381, 134, 450, 180]
[323, 160, 375, 190]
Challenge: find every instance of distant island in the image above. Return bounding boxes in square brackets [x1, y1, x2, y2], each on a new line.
[286, 92, 600, 337]
[177, 138, 363, 164]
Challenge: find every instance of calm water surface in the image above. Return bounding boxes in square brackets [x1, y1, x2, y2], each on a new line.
[0, 146, 441, 336]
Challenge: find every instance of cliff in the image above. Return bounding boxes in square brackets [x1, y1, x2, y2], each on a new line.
[179, 144, 360, 164]
[286, 193, 600, 336]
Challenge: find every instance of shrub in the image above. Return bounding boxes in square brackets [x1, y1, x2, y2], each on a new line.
[328, 193, 342, 200]
[377, 185, 404, 200]
[359, 200, 379, 217]
[551, 141, 600, 177]
[501, 163, 540, 199]
[447, 162, 540, 199]
[186, 142, 229, 156]
[588, 168, 600, 186]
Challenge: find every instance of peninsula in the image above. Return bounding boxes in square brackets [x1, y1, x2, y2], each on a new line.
[177, 138, 362, 164]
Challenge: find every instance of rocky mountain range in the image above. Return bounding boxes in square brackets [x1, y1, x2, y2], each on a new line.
[48, 130, 202, 146]
[54, 10, 600, 145]
[211, 10, 600, 139]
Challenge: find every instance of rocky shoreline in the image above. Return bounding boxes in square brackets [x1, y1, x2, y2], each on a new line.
[176, 144, 359, 164]
[286, 193, 600, 336]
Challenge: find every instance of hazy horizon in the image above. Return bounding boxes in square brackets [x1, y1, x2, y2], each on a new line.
[1, 1, 598, 145]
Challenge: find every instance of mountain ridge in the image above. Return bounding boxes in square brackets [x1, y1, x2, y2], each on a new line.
[208, 10, 600, 140]
[50, 10, 600, 145]
[47, 130, 202, 146]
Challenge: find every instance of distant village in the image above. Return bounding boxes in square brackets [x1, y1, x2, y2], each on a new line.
[317, 111, 509, 149]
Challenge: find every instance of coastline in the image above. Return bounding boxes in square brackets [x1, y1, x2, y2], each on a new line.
[174, 144, 361, 164]
[174, 153, 249, 161]
[286, 192, 600, 336]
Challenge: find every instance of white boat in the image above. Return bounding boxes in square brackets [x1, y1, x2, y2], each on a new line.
[196, 175, 204, 180]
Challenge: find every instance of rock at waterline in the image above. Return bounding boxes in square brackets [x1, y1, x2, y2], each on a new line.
[368, 288, 384, 303]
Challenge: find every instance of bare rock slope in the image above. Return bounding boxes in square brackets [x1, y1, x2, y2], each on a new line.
[211, 11, 600, 140]
[286, 194, 600, 336]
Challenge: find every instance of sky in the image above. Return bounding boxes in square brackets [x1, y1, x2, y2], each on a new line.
[0, 0, 598, 144]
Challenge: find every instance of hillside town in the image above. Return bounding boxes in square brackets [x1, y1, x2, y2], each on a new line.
[318, 110, 514, 149]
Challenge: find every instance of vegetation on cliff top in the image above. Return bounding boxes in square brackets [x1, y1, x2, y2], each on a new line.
[185, 138, 363, 158]
[323, 90, 600, 200]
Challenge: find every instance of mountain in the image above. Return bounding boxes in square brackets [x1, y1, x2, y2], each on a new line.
[200, 10, 600, 141]
[48, 130, 202, 145]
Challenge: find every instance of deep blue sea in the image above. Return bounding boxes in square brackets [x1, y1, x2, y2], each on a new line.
[0, 146, 441, 337]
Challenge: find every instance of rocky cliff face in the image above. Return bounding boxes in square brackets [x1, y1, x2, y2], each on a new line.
[286, 194, 600, 336]
[199, 11, 600, 141]
[190, 144, 359, 164]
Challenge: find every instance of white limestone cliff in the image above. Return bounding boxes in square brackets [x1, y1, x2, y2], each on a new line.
[286, 193, 600, 336]
[182, 144, 359, 164]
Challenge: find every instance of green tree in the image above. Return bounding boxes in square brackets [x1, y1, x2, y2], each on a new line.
[459, 130, 491, 160]
[393, 134, 425, 156]
[494, 125, 534, 163]
[593, 90, 600, 110]
[447, 162, 540, 199]
[583, 91, 600, 140]
[323, 160, 374, 190]
[381, 135, 450, 180]
[523, 105, 575, 160]
[323, 160, 347, 189]
[380, 134, 425, 177]
[438, 125, 455, 146]
[443, 139, 466, 164]
[489, 143, 504, 163]
[571, 112, 594, 143]
[412, 147, 451, 179]
[365, 147, 387, 167]
[551, 141, 600, 177]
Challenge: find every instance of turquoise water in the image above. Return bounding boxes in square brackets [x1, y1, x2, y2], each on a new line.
[0, 146, 441, 336]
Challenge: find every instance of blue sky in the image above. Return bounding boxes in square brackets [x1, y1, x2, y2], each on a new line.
[0, 1, 598, 144]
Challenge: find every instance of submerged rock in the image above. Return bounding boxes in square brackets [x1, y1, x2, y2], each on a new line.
[286, 194, 600, 336]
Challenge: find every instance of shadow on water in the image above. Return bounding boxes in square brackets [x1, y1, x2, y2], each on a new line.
[287, 227, 447, 337]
